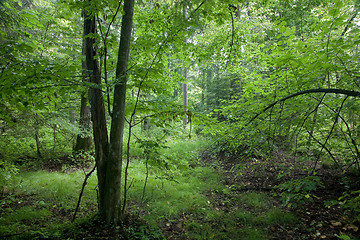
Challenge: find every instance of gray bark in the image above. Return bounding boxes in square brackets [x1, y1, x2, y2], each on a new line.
[106, 0, 135, 224]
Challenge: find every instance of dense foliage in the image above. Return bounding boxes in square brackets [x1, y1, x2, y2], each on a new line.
[1, 0, 360, 238]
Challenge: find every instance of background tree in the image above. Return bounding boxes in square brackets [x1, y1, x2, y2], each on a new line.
[0, 0, 83, 160]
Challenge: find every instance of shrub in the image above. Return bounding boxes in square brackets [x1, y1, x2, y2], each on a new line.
[275, 175, 324, 208]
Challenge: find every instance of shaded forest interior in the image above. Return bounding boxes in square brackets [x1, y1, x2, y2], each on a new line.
[1, 0, 360, 239]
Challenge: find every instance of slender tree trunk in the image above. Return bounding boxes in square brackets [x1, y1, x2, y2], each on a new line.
[34, 114, 42, 158]
[143, 93, 151, 130]
[53, 124, 56, 153]
[182, 5, 188, 129]
[74, 93, 92, 152]
[182, 79, 188, 129]
[200, 68, 206, 107]
[83, 0, 134, 224]
[75, 27, 93, 153]
[106, 0, 135, 224]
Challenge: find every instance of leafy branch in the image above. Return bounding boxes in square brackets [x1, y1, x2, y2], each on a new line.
[248, 88, 360, 125]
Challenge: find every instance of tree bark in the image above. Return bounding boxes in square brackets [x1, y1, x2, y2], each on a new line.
[74, 27, 93, 153]
[74, 93, 92, 152]
[84, 0, 135, 224]
[34, 114, 42, 158]
[105, 0, 135, 224]
[83, 6, 109, 221]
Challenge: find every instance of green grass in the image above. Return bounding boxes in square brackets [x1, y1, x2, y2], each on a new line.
[177, 189, 298, 239]
[15, 170, 98, 209]
[0, 170, 98, 238]
[0, 206, 52, 235]
[265, 208, 298, 226]
[0, 135, 300, 239]
[183, 209, 268, 240]
[239, 192, 270, 210]
[0, 166, 298, 240]
[126, 163, 222, 222]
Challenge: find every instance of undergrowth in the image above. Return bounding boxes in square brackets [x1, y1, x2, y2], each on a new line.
[0, 133, 301, 239]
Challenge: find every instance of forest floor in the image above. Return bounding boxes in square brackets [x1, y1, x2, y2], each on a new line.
[1, 150, 360, 239]
[160, 150, 360, 240]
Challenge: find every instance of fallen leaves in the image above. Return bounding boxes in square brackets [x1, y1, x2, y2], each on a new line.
[330, 220, 342, 227]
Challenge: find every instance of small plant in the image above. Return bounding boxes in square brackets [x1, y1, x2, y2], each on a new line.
[327, 190, 360, 221]
[339, 190, 360, 216]
[126, 223, 165, 240]
[335, 234, 352, 240]
[275, 175, 324, 208]
[0, 161, 18, 195]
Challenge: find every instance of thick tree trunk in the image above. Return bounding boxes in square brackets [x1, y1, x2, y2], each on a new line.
[83, 7, 109, 221]
[106, 0, 135, 224]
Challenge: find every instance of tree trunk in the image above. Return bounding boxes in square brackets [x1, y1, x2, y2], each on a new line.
[83, 0, 134, 224]
[182, 80, 188, 129]
[34, 114, 42, 158]
[74, 93, 92, 152]
[74, 28, 93, 153]
[143, 93, 151, 130]
[182, 5, 188, 129]
[106, 0, 135, 224]
[83, 6, 109, 222]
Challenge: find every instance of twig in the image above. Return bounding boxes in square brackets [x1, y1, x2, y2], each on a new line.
[312, 96, 348, 172]
[312, 96, 360, 170]
[121, 0, 209, 215]
[142, 155, 149, 201]
[306, 129, 340, 168]
[293, 93, 326, 154]
[341, 12, 357, 37]
[96, 1, 122, 117]
[72, 164, 97, 222]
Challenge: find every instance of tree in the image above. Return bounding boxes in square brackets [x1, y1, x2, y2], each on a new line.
[74, 14, 92, 153]
[198, 0, 360, 172]
[83, 0, 135, 224]
[182, 3, 188, 129]
[0, 0, 83, 159]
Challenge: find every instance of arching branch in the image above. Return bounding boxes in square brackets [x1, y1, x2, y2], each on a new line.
[247, 88, 360, 125]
